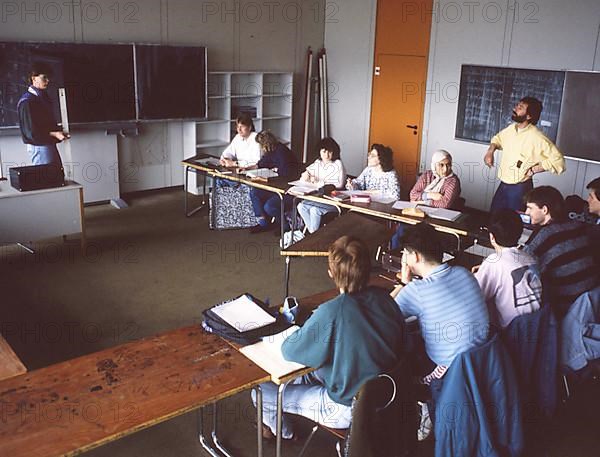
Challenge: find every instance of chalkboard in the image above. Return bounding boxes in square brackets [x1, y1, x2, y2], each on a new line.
[0, 42, 135, 126]
[556, 71, 600, 163]
[0, 41, 207, 127]
[135, 44, 206, 120]
[455, 65, 565, 143]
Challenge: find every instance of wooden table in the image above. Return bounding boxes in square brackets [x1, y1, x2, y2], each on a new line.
[0, 333, 27, 381]
[280, 212, 394, 296]
[0, 326, 269, 457]
[0, 180, 86, 251]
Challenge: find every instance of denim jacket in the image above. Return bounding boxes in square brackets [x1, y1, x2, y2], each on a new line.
[561, 287, 600, 372]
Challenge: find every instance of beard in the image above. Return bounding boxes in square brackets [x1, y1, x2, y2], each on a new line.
[511, 111, 528, 123]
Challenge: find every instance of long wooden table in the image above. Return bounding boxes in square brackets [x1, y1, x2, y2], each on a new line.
[0, 326, 269, 457]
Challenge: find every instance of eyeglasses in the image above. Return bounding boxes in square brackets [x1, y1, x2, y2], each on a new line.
[35, 74, 50, 81]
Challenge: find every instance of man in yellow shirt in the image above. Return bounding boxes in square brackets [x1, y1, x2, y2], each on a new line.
[484, 97, 565, 212]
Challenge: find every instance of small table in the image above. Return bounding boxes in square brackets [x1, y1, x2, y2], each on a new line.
[0, 180, 86, 251]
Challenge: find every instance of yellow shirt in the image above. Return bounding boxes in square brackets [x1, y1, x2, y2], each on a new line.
[490, 123, 565, 184]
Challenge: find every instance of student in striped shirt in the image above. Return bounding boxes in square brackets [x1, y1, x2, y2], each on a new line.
[391, 222, 489, 381]
[524, 186, 600, 318]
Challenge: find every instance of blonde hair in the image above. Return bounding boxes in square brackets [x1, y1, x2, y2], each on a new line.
[328, 236, 371, 294]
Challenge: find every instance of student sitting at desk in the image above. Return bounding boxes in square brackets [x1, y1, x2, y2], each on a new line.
[297, 137, 346, 233]
[248, 130, 299, 234]
[391, 222, 489, 382]
[216, 113, 261, 188]
[473, 209, 542, 328]
[390, 150, 461, 249]
[410, 150, 461, 208]
[254, 236, 406, 439]
[346, 144, 401, 200]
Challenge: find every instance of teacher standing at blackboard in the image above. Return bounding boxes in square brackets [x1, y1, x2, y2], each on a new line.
[484, 96, 565, 212]
[17, 63, 69, 167]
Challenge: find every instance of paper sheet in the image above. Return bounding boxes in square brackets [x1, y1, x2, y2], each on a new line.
[210, 295, 276, 332]
[239, 326, 306, 380]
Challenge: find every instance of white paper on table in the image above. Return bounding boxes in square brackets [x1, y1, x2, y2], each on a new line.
[239, 326, 306, 380]
[287, 185, 318, 196]
[418, 206, 461, 221]
[370, 195, 397, 204]
[392, 201, 417, 210]
[244, 168, 279, 179]
[210, 294, 276, 332]
[287, 179, 320, 188]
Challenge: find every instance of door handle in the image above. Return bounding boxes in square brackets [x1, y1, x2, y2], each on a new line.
[406, 125, 418, 130]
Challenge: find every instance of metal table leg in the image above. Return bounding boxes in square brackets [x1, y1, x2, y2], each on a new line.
[211, 403, 234, 457]
[256, 386, 263, 457]
[185, 166, 207, 217]
[197, 406, 222, 457]
[275, 381, 290, 457]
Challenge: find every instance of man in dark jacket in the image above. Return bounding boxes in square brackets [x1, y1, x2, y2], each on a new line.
[17, 63, 69, 166]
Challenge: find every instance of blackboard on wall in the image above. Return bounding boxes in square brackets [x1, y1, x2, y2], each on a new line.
[455, 65, 565, 143]
[135, 44, 206, 120]
[0, 42, 135, 126]
[556, 71, 600, 163]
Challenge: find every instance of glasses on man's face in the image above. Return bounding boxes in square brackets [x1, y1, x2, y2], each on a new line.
[35, 75, 50, 81]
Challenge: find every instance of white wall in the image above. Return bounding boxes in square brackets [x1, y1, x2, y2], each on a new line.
[421, 0, 600, 210]
[324, 0, 377, 175]
[0, 0, 325, 196]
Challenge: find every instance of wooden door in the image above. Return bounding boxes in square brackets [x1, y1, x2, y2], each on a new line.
[369, 0, 433, 196]
[369, 55, 428, 193]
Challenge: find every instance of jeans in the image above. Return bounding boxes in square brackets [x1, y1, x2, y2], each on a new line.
[490, 180, 533, 212]
[249, 189, 293, 229]
[297, 200, 338, 233]
[390, 223, 407, 250]
[251, 370, 352, 438]
[27, 144, 62, 166]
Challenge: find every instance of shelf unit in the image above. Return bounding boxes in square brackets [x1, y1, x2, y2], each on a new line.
[186, 71, 293, 194]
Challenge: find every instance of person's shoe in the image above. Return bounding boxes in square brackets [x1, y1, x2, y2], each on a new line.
[250, 224, 271, 234]
[261, 424, 298, 441]
[417, 401, 432, 441]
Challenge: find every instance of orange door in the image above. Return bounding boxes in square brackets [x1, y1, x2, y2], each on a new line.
[369, 55, 427, 194]
[369, 0, 432, 197]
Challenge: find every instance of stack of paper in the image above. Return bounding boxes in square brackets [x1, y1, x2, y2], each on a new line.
[239, 326, 306, 382]
[210, 294, 276, 332]
[392, 201, 461, 222]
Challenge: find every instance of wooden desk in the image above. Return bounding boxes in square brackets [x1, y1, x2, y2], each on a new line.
[280, 212, 393, 296]
[181, 154, 290, 217]
[0, 333, 27, 381]
[0, 180, 86, 250]
[0, 326, 269, 457]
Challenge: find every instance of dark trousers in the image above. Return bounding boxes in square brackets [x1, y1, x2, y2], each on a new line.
[250, 189, 294, 228]
[490, 180, 533, 212]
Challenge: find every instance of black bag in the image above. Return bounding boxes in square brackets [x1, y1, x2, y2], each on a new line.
[209, 183, 260, 230]
[9, 164, 65, 191]
[201, 294, 290, 345]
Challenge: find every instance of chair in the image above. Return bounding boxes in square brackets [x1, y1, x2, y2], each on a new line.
[432, 334, 524, 457]
[501, 305, 559, 421]
[298, 358, 417, 457]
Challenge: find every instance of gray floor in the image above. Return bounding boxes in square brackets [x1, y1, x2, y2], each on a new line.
[1, 188, 598, 457]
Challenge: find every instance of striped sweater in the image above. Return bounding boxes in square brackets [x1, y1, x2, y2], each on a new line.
[409, 171, 461, 208]
[524, 220, 600, 317]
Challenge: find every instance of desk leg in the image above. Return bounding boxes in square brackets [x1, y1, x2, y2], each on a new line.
[197, 406, 223, 457]
[212, 403, 234, 457]
[279, 194, 285, 247]
[79, 188, 87, 252]
[276, 382, 289, 457]
[256, 386, 263, 457]
[284, 255, 291, 298]
[185, 166, 207, 217]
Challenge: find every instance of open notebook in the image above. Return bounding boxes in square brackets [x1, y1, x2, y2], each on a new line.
[239, 326, 306, 382]
[210, 294, 276, 332]
[392, 201, 462, 221]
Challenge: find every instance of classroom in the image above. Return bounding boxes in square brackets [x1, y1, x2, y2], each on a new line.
[1, 1, 599, 457]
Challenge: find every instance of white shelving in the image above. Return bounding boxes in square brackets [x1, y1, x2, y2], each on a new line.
[186, 71, 293, 194]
